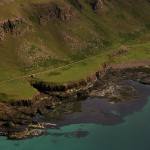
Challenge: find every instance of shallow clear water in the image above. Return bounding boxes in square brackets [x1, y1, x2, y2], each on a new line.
[0, 82, 150, 150]
[0, 98, 150, 150]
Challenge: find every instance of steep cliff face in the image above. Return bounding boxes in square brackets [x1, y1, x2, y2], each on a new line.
[10, 99, 32, 107]
[30, 66, 107, 94]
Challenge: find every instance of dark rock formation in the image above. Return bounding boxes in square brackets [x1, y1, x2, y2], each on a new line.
[0, 65, 150, 139]
[31, 73, 98, 94]
[31, 2, 76, 24]
[88, 0, 104, 11]
[0, 18, 25, 40]
[10, 99, 32, 107]
[90, 81, 137, 102]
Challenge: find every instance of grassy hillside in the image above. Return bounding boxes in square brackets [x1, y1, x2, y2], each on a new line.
[0, 0, 150, 101]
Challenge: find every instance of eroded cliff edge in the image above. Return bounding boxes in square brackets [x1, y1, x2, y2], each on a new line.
[0, 62, 150, 139]
[0, 0, 150, 140]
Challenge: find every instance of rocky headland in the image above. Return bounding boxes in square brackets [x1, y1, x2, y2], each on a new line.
[0, 0, 149, 140]
[0, 61, 149, 140]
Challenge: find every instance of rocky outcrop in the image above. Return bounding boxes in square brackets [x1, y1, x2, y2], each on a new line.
[30, 64, 111, 101]
[90, 81, 137, 102]
[8, 128, 47, 140]
[0, 65, 150, 139]
[88, 0, 104, 11]
[31, 71, 99, 94]
[30, 65, 101, 92]
[31, 2, 76, 24]
[0, 17, 25, 40]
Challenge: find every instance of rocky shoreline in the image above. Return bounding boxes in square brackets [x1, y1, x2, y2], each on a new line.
[0, 63, 150, 140]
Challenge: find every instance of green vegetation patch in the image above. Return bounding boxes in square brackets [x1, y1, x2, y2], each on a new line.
[0, 79, 38, 101]
[0, 0, 150, 101]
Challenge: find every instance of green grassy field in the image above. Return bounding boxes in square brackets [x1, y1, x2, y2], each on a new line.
[0, 42, 150, 101]
[34, 42, 150, 83]
[0, 0, 150, 101]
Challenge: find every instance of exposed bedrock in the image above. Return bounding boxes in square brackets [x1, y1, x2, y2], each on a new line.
[88, 0, 104, 11]
[0, 65, 150, 139]
[31, 1, 76, 24]
[0, 17, 26, 40]
[31, 64, 150, 102]
[30, 67, 106, 94]
[10, 99, 33, 107]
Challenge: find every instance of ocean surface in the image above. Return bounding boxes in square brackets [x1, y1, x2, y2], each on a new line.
[0, 81, 150, 150]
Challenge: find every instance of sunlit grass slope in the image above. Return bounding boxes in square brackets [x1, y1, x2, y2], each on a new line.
[0, 0, 149, 100]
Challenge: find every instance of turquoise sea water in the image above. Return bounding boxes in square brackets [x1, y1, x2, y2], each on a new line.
[0, 82, 150, 150]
